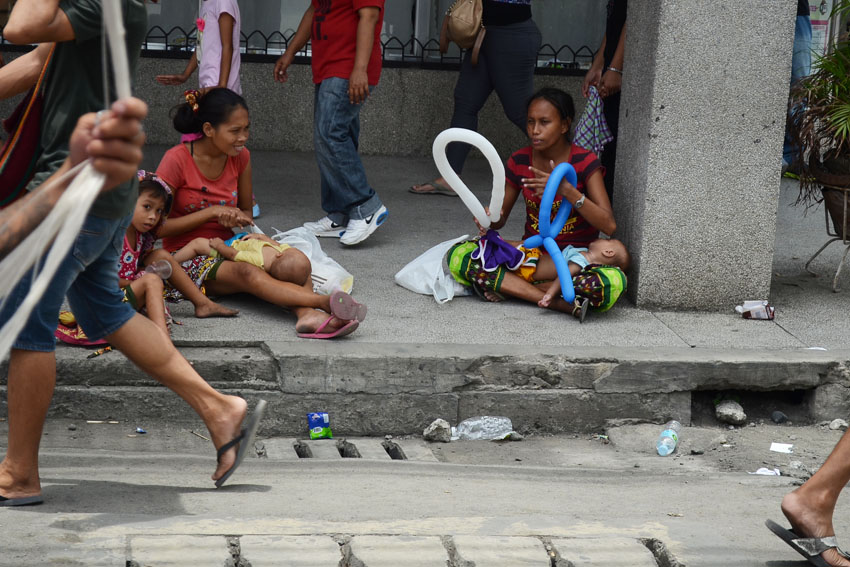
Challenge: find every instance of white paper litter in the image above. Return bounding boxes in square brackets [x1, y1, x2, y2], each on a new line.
[748, 467, 781, 476]
[770, 442, 794, 454]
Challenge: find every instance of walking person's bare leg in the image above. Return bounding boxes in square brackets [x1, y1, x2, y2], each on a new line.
[779, 430, 850, 566]
[105, 314, 248, 481]
[0, 350, 55, 502]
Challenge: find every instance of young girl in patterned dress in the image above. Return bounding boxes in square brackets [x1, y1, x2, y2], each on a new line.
[118, 172, 239, 334]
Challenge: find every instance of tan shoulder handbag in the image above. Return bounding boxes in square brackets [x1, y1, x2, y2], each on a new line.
[439, 0, 486, 65]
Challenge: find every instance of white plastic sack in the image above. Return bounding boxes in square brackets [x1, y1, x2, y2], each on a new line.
[394, 235, 473, 304]
[234, 223, 266, 235]
[270, 226, 354, 294]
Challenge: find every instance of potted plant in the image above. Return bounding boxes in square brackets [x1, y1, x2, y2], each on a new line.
[788, 0, 850, 236]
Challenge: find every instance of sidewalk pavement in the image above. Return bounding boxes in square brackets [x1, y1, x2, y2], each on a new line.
[3, 417, 843, 567]
[132, 146, 850, 351]
[3, 146, 849, 434]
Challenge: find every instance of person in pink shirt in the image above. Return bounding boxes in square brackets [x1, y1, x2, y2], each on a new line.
[155, 0, 242, 94]
[157, 1, 261, 216]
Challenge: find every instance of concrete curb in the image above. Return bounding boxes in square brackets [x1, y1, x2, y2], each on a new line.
[4, 344, 847, 436]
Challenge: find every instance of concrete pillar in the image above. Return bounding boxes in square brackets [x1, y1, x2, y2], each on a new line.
[613, 1, 796, 310]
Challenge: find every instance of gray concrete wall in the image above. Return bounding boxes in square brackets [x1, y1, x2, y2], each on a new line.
[613, 0, 795, 310]
[134, 58, 582, 159]
[0, 52, 581, 160]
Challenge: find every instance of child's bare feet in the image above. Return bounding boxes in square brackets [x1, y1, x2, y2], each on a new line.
[195, 301, 239, 318]
[781, 489, 850, 566]
[207, 396, 248, 483]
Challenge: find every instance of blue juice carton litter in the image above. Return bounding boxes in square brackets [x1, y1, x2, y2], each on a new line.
[307, 412, 332, 440]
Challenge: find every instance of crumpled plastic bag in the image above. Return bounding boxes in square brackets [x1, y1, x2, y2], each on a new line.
[394, 235, 472, 304]
[271, 226, 353, 294]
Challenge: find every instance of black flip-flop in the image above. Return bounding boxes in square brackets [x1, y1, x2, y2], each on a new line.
[766, 519, 850, 566]
[0, 493, 43, 507]
[572, 297, 590, 324]
[409, 181, 458, 197]
[214, 400, 268, 488]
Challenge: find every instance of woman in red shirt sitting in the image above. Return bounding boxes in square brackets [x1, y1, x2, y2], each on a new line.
[490, 87, 616, 247]
[461, 88, 619, 318]
[155, 88, 366, 339]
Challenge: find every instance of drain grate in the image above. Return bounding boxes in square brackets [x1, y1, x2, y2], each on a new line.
[540, 536, 574, 567]
[441, 535, 474, 567]
[381, 439, 408, 460]
[641, 538, 685, 567]
[293, 440, 313, 458]
[337, 439, 362, 458]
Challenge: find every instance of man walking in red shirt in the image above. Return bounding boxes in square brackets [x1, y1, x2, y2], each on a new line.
[274, 0, 388, 246]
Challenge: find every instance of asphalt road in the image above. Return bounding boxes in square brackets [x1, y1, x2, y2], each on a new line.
[2, 418, 846, 566]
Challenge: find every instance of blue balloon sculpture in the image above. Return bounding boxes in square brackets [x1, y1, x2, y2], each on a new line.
[523, 163, 578, 302]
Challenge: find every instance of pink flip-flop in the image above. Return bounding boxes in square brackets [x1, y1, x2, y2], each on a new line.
[329, 290, 367, 322]
[297, 318, 359, 340]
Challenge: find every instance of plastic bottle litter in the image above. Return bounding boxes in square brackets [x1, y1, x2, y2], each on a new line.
[144, 259, 172, 280]
[451, 416, 514, 440]
[656, 420, 682, 456]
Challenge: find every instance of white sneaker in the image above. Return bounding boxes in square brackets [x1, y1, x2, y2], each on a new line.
[303, 216, 346, 238]
[340, 205, 388, 246]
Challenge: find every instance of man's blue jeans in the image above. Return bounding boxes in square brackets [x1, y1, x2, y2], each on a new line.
[784, 14, 812, 165]
[0, 213, 135, 351]
[313, 77, 383, 225]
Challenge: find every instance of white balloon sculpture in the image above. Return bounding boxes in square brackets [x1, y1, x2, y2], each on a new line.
[432, 128, 505, 228]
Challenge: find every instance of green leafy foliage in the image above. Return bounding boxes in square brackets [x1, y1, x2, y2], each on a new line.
[789, 3, 850, 205]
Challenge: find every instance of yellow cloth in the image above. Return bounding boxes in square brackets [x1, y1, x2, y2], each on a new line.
[516, 246, 541, 282]
[58, 310, 77, 326]
[210, 238, 290, 269]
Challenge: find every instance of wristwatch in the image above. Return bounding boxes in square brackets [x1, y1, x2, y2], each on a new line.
[574, 195, 586, 209]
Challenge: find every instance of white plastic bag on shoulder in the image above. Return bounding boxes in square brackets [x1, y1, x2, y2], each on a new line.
[270, 226, 354, 294]
[394, 235, 473, 304]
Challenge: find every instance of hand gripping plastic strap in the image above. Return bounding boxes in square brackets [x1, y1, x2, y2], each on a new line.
[0, 0, 133, 357]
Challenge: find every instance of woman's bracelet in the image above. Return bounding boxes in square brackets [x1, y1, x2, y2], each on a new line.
[606, 66, 623, 75]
